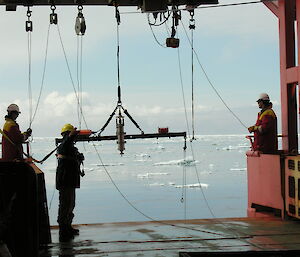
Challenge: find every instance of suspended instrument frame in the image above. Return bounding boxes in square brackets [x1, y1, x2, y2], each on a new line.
[55, 131, 187, 145]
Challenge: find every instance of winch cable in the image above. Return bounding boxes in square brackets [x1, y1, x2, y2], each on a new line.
[176, 26, 264, 249]
[180, 139, 187, 223]
[76, 30, 84, 129]
[189, 10, 196, 141]
[31, 23, 51, 126]
[147, 14, 167, 48]
[180, 19, 248, 130]
[26, 7, 33, 130]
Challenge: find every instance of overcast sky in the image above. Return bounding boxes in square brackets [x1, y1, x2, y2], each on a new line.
[0, 0, 280, 137]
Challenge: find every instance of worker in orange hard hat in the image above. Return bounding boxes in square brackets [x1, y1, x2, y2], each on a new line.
[248, 93, 278, 153]
[1, 104, 32, 161]
[56, 123, 84, 242]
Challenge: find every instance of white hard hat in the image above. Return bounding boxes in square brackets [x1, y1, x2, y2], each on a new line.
[257, 93, 270, 102]
[7, 104, 21, 113]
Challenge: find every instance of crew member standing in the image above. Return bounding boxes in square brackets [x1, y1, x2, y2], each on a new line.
[56, 124, 84, 242]
[1, 104, 32, 161]
[248, 93, 278, 153]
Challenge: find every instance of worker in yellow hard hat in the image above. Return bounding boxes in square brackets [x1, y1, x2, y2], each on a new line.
[1, 104, 32, 161]
[248, 93, 278, 153]
[56, 123, 84, 242]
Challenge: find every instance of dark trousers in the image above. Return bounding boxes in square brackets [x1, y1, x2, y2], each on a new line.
[57, 188, 76, 227]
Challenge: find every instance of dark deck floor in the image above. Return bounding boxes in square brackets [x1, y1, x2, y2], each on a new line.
[39, 217, 300, 257]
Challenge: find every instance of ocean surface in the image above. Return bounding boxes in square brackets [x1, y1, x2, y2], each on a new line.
[29, 135, 249, 225]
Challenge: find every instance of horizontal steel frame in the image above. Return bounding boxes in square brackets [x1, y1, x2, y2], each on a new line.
[55, 132, 186, 145]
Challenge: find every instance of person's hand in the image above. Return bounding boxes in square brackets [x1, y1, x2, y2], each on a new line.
[248, 126, 255, 133]
[26, 128, 32, 136]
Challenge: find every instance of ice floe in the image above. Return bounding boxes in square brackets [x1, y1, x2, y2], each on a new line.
[154, 156, 198, 166]
[175, 183, 209, 189]
[137, 172, 169, 179]
[230, 168, 246, 171]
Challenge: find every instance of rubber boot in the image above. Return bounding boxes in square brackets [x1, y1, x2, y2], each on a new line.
[59, 225, 74, 242]
[68, 225, 79, 236]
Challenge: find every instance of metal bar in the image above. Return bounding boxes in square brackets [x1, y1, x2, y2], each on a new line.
[263, 0, 279, 17]
[55, 132, 186, 144]
[277, 0, 298, 153]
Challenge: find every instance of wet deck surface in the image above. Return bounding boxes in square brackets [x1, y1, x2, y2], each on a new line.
[39, 217, 300, 257]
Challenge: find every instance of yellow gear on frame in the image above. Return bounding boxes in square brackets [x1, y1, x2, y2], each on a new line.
[61, 124, 74, 135]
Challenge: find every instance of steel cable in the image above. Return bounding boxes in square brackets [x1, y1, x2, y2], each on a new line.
[180, 19, 248, 130]
[30, 23, 51, 126]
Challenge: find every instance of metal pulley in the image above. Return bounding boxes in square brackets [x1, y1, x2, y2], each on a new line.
[75, 6, 86, 36]
[50, 5, 58, 25]
[116, 110, 126, 155]
[189, 9, 195, 30]
[25, 7, 32, 32]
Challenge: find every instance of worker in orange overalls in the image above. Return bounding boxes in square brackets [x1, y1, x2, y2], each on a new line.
[1, 104, 32, 161]
[248, 93, 278, 153]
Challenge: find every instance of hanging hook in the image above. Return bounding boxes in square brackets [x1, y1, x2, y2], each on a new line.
[75, 5, 86, 36]
[25, 6, 33, 32]
[50, 5, 58, 25]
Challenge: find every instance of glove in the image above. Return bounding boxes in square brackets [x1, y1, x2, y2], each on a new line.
[248, 126, 256, 133]
[25, 128, 32, 136]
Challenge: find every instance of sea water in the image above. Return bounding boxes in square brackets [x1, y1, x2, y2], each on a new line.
[29, 135, 249, 225]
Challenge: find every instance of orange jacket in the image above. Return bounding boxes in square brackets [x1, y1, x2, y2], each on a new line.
[1, 117, 25, 161]
[253, 108, 278, 153]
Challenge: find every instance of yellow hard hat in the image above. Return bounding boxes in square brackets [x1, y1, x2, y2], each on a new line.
[61, 123, 74, 135]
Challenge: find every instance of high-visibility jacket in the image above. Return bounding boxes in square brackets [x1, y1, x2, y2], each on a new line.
[56, 134, 83, 190]
[1, 117, 24, 161]
[253, 108, 278, 153]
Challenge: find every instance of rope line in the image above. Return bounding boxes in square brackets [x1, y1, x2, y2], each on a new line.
[191, 27, 195, 140]
[31, 23, 51, 126]
[180, 20, 248, 130]
[27, 31, 33, 128]
[147, 14, 167, 48]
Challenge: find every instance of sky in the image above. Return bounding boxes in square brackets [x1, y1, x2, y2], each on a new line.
[0, 0, 280, 137]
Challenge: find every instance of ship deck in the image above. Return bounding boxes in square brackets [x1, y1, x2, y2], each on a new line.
[40, 217, 300, 257]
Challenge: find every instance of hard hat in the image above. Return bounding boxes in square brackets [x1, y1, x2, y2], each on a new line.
[7, 104, 21, 113]
[61, 123, 74, 134]
[257, 93, 270, 102]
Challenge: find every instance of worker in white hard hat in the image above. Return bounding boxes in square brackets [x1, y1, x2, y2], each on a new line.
[1, 104, 32, 161]
[56, 124, 84, 242]
[248, 93, 278, 153]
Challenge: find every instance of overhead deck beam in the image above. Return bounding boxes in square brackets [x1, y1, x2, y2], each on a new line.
[1, 0, 218, 8]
